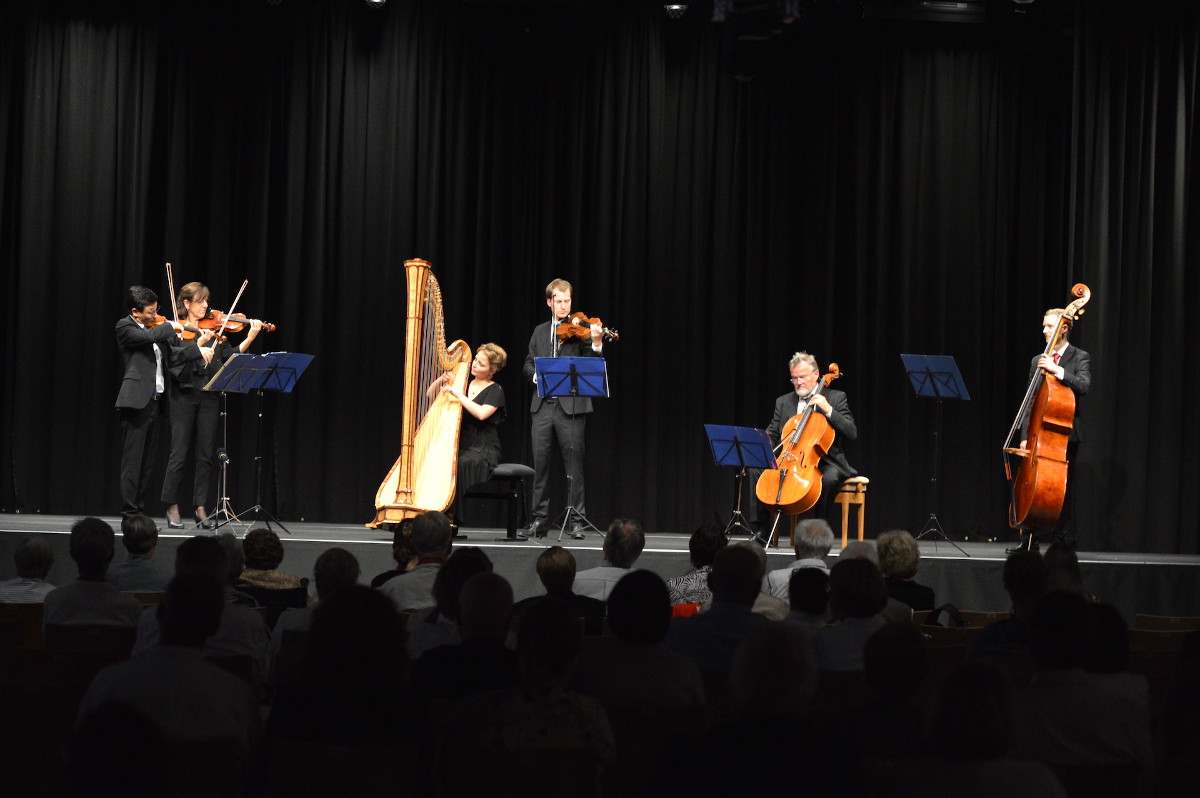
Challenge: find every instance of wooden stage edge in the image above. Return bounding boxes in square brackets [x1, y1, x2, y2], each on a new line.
[1, 514, 1198, 624]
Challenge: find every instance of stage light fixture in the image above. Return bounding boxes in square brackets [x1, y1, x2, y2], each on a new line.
[664, 3, 688, 18]
[365, 0, 387, 8]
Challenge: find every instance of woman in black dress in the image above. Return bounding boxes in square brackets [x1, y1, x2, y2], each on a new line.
[438, 342, 507, 529]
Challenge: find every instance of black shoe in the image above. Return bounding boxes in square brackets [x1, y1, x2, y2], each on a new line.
[569, 526, 586, 540]
[521, 522, 546, 539]
[165, 514, 185, 530]
[195, 511, 216, 530]
[1006, 538, 1038, 554]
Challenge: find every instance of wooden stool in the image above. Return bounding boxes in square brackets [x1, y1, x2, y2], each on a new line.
[835, 476, 869, 548]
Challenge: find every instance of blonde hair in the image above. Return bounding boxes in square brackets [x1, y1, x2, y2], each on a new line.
[545, 278, 573, 298]
[788, 351, 818, 372]
[477, 343, 507, 373]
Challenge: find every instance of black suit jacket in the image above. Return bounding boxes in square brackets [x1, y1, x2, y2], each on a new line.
[1023, 344, 1090, 443]
[522, 319, 603, 415]
[765, 386, 857, 481]
[114, 316, 202, 410]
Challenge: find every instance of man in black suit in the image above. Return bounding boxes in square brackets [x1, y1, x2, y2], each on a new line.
[756, 351, 857, 546]
[521, 278, 605, 539]
[115, 286, 210, 519]
[1010, 307, 1091, 551]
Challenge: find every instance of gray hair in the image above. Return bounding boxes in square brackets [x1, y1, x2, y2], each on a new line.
[793, 519, 835, 560]
[788, 351, 818, 372]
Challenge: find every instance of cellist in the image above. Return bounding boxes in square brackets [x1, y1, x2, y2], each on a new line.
[756, 352, 858, 543]
[1008, 308, 1091, 553]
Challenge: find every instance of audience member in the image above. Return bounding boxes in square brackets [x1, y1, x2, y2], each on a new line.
[735, 541, 788, 619]
[370, 522, 416, 588]
[236, 527, 305, 590]
[573, 518, 646, 600]
[1084, 602, 1149, 713]
[78, 571, 261, 753]
[134, 535, 269, 684]
[445, 596, 614, 770]
[266, 585, 413, 744]
[106, 514, 172, 592]
[267, 547, 360, 684]
[813, 556, 888, 672]
[406, 546, 493, 661]
[886, 659, 1067, 798]
[1044, 541, 1093, 600]
[0, 535, 56, 602]
[664, 544, 767, 675]
[1011, 590, 1153, 774]
[573, 570, 704, 709]
[410, 571, 520, 700]
[43, 517, 142, 628]
[216, 533, 258, 606]
[970, 550, 1048, 658]
[666, 524, 727, 605]
[379, 510, 452, 611]
[512, 546, 606, 635]
[761, 518, 833, 601]
[876, 528, 935, 612]
[783, 566, 829, 637]
[65, 703, 168, 798]
[839, 540, 912, 624]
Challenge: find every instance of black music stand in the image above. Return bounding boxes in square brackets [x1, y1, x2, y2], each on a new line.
[704, 424, 775, 540]
[534, 356, 608, 541]
[204, 352, 314, 536]
[902, 354, 970, 556]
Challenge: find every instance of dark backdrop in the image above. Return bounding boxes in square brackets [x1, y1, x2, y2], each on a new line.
[2, 0, 1198, 553]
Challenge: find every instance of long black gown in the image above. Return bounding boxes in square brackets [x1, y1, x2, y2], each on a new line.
[453, 382, 505, 522]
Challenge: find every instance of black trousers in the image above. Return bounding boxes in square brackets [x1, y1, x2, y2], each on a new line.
[530, 399, 587, 524]
[160, 391, 221, 509]
[119, 397, 163, 518]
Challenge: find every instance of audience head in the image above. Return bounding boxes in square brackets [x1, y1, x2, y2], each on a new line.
[305, 585, 408, 688]
[391, 522, 416, 569]
[215, 533, 244, 585]
[1029, 589, 1097, 669]
[174, 535, 228, 584]
[458, 572, 514, 641]
[13, 536, 54, 580]
[431, 546, 493, 623]
[1044, 541, 1087, 596]
[863, 622, 928, 702]
[313, 547, 361, 601]
[708, 544, 763, 607]
[730, 622, 817, 719]
[535, 545, 577, 595]
[158, 572, 225, 648]
[517, 596, 582, 685]
[793, 518, 835, 560]
[603, 518, 645, 568]
[607, 570, 672, 644]
[687, 524, 727, 570]
[931, 659, 1016, 759]
[828, 557, 888, 621]
[119, 514, 158, 556]
[1086, 602, 1130, 674]
[839, 539, 878, 564]
[1002, 549, 1048, 617]
[69, 517, 117, 579]
[243, 527, 284, 571]
[788, 567, 830, 616]
[876, 529, 920, 580]
[410, 511, 453, 559]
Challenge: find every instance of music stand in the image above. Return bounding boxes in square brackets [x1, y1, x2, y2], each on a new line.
[704, 424, 775, 539]
[204, 352, 314, 535]
[901, 354, 970, 556]
[534, 356, 608, 541]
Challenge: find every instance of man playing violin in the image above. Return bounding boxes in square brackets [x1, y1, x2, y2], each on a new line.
[115, 286, 214, 520]
[755, 352, 857, 545]
[522, 278, 605, 539]
[1009, 308, 1091, 552]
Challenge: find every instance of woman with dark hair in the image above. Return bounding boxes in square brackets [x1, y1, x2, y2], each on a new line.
[238, 528, 303, 590]
[667, 524, 727, 605]
[162, 281, 263, 529]
[812, 557, 888, 672]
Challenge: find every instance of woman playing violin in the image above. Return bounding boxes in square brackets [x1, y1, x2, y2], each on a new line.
[431, 343, 508, 533]
[162, 281, 263, 529]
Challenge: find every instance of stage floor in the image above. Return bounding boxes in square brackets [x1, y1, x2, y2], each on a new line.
[2, 514, 1197, 622]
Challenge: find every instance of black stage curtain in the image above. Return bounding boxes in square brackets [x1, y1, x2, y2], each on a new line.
[1, 0, 1197, 553]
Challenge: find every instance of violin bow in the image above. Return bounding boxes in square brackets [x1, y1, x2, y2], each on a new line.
[216, 279, 250, 342]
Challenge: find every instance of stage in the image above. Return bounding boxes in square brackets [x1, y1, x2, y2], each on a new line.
[2, 514, 1197, 624]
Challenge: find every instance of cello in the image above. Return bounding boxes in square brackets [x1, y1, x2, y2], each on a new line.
[1003, 284, 1091, 539]
[756, 364, 842, 515]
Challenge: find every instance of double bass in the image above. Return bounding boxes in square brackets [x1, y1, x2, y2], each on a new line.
[756, 364, 842, 515]
[1003, 284, 1091, 537]
[368, 259, 472, 527]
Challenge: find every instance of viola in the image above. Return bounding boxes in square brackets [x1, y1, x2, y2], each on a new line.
[555, 313, 620, 343]
[755, 364, 842, 515]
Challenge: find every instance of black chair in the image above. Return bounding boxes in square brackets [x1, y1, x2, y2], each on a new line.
[463, 463, 534, 541]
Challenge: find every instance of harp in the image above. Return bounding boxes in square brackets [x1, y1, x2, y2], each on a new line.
[368, 258, 472, 527]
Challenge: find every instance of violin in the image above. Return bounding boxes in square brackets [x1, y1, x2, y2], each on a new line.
[146, 314, 208, 339]
[555, 313, 620, 343]
[755, 364, 842, 515]
[201, 310, 276, 334]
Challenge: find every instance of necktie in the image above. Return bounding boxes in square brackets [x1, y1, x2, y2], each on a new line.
[1053, 352, 1061, 365]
